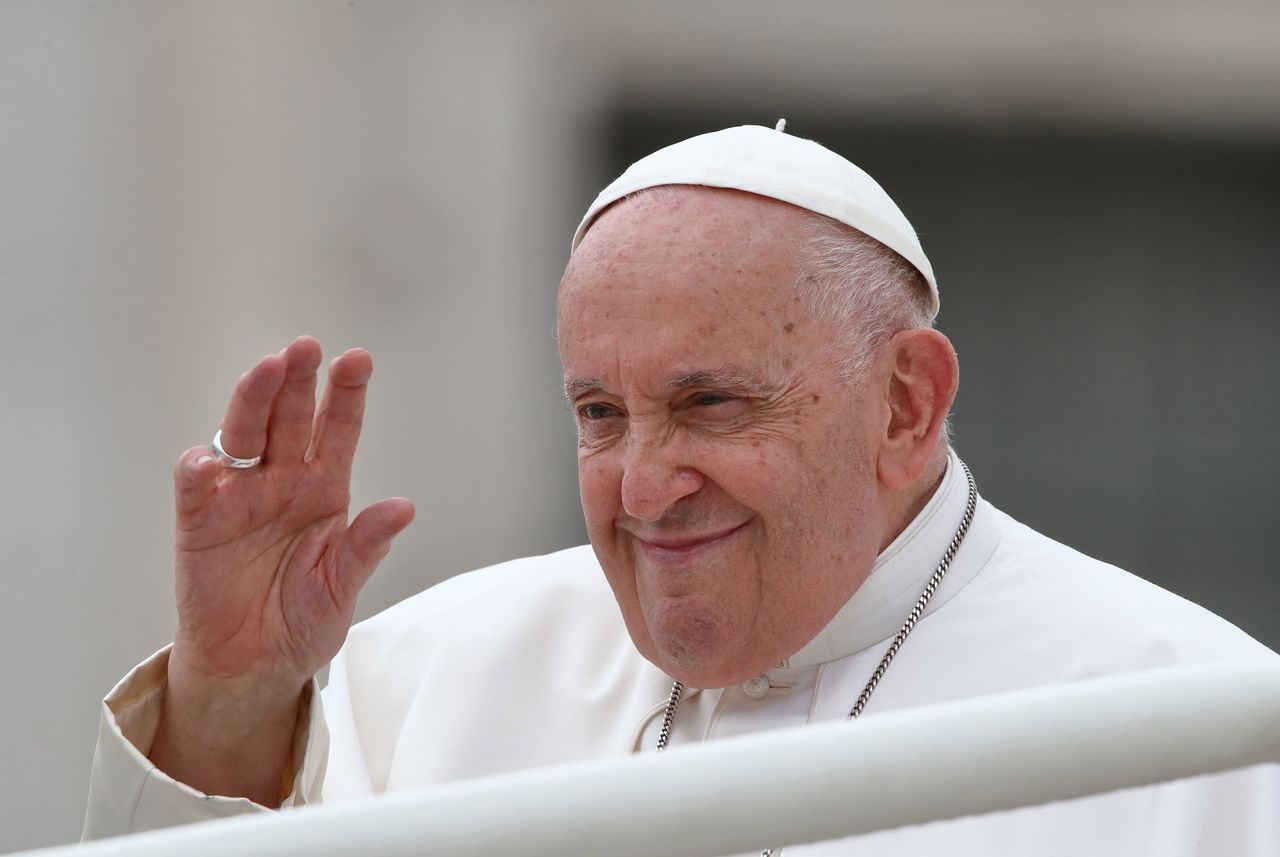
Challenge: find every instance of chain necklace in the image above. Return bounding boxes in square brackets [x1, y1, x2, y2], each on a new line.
[654, 461, 977, 857]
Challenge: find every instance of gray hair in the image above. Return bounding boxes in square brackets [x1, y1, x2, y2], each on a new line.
[797, 214, 953, 447]
[796, 213, 935, 381]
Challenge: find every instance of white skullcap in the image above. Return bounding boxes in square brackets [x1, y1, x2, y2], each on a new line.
[571, 124, 939, 318]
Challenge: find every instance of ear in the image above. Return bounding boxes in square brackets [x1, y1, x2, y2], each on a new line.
[874, 329, 958, 491]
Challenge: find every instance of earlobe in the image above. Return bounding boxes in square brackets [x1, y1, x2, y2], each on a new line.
[875, 329, 958, 491]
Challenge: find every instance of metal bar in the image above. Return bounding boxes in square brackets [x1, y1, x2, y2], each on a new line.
[28, 663, 1280, 857]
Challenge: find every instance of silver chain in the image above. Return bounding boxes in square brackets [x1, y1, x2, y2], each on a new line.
[654, 678, 684, 753]
[654, 462, 977, 857]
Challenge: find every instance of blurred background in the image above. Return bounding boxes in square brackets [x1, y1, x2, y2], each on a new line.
[1, 0, 1277, 850]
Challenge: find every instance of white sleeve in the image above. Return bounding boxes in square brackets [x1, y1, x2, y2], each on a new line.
[81, 646, 329, 840]
[309, 645, 373, 802]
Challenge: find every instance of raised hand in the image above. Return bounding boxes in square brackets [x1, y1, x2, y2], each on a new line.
[151, 336, 414, 805]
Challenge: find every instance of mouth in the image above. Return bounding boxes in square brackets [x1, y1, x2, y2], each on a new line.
[632, 521, 748, 564]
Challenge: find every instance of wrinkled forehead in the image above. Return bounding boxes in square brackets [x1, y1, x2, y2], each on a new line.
[555, 189, 826, 380]
[560, 186, 810, 299]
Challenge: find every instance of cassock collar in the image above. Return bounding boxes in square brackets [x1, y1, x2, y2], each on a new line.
[779, 449, 999, 671]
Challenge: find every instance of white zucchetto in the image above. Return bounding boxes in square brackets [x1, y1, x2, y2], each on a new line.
[571, 124, 939, 318]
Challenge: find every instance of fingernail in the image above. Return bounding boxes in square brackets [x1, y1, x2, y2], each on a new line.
[196, 455, 214, 466]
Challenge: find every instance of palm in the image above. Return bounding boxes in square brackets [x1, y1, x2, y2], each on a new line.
[170, 337, 414, 691]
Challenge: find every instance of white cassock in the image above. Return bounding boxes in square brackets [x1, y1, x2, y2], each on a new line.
[84, 451, 1280, 854]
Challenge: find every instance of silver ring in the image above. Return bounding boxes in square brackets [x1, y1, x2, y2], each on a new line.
[211, 429, 263, 469]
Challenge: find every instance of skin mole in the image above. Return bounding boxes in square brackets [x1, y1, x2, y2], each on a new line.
[783, 322, 795, 333]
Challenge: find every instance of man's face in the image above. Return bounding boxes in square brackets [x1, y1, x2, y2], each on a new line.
[558, 188, 888, 688]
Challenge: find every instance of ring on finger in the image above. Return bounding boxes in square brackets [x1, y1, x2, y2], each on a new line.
[212, 429, 264, 469]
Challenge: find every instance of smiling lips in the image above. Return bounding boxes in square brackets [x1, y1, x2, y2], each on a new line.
[631, 521, 748, 563]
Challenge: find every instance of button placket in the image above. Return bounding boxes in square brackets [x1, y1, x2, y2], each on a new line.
[742, 675, 771, 700]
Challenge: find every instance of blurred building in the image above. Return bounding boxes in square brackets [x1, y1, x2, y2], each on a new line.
[1, 1, 1276, 850]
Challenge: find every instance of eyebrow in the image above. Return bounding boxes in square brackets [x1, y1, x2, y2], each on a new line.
[563, 377, 605, 402]
[563, 367, 773, 403]
[666, 368, 772, 394]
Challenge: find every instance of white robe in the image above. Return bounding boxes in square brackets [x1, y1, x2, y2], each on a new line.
[83, 453, 1280, 854]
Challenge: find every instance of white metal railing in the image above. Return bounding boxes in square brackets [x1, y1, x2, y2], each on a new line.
[17, 663, 1280, 857]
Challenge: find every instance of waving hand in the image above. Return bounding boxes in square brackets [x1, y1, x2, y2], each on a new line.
[152, 336, 415, 805]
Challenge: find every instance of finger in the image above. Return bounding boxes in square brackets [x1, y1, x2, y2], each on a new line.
[174, 446, 222, 515]
[308, 348, 373, 471]
[334, 497, 415, 592]
[263, 336, 324, 466]
[218, 355, 287, 462]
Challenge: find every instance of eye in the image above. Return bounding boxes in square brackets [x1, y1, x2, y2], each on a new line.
[579, 402, 618, 421]
[682, 392, 749, 424]
[574, 401, 624, 448]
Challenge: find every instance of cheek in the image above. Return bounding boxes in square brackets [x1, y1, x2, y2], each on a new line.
[577, 453, 621, 532]
[713, 440, 805, 513]
[578, 454, 656, 654]
[744, 428, 869, 562]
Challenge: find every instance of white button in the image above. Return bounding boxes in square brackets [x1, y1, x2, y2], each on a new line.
[742, 675, 770, 700]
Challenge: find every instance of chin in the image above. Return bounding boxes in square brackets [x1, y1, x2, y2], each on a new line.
[643, 597, 759, 688]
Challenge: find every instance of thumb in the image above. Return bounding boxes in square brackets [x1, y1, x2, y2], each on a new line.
[335, 497, 416, 592]
[174, 446, 221, 514]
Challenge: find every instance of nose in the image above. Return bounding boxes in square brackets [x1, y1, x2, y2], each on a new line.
[619, 431, 704, 523]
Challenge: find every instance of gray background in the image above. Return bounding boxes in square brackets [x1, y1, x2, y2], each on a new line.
[1, 1, 1277, 851]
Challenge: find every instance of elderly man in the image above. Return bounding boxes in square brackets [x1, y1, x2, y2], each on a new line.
[85, 126, 1278, 853]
